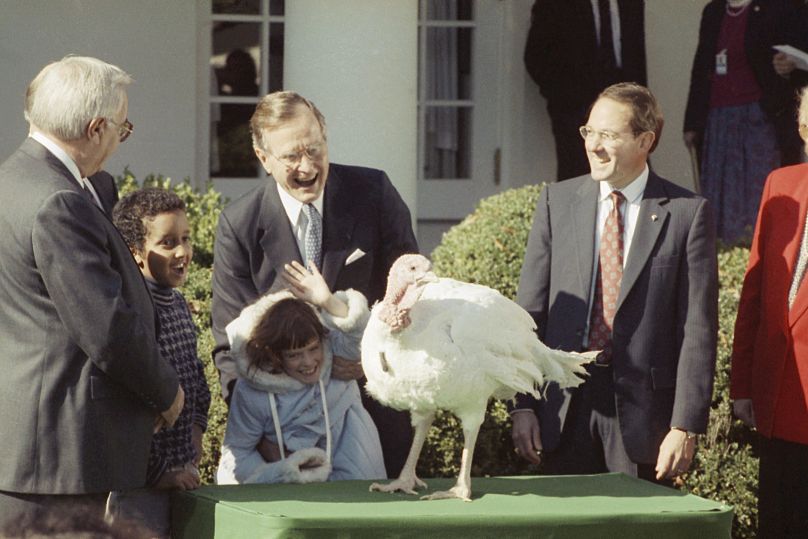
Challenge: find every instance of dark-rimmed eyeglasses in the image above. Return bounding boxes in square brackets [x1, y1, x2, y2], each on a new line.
[106, 118, 133, 143]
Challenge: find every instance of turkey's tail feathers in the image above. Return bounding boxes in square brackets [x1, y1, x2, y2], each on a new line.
[498, 345, 594, 400]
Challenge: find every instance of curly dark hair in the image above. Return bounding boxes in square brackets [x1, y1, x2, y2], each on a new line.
[112, 187, 186, 251]
[245, 297, 327, 374]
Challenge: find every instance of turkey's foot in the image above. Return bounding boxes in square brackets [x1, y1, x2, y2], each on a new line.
[421, 484, 472, 502]
[369, 476, 427, 496]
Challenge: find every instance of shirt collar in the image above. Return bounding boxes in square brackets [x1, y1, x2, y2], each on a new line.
[276, 181, 324, 225]
[598, 164, 649, 204]
[30, 131, 86, 187]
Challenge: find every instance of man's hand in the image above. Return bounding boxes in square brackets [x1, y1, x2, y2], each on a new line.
[155, 385, 185, 432]
[732, 398, 756, 428]
[331, 356, 364, 381]
[511, 410, 544, 465]
[683, 131, 700, 150]
[655, 428, 696, 480]
[773, 51, 796, 77]
[192, 424, 204, 466]
[155, 465, 201, 491]
[257, 436, 283, 462]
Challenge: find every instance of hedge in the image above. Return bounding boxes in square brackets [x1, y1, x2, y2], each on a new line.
[118, 174, 757, 538]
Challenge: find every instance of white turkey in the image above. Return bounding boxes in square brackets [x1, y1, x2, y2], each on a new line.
[361, 253, 595, 501]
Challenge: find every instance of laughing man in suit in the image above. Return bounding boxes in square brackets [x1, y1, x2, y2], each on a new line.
[0, 56, 184, 523]
[511, 83, 718, 483]
[212, 91, 418, 477]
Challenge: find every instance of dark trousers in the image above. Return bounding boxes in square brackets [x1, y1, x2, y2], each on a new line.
[0, 491, 108, 532]
[543, 364, 668, 485]
[548, 106, 591, 182]
[361, 382, 413, 478]
[757, 435, 808, 539]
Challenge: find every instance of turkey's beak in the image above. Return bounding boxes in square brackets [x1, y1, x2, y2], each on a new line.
[418, 271, 439, 285]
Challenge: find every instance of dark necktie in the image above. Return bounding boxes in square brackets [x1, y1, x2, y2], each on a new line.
[302, 203, 322, 270]
[598, 0, 617, 74]
[82, 182, 100, 209]
[588, 191, 626, 361]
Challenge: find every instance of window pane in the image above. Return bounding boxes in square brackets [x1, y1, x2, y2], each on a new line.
[212, 23, 260, 97]
[422, 106, 471, 179]
[270, 0, 285, 15]
[426, 0, 473, 21]
[213, 0, 260, 15]
[211, 104, 259, 178]
[425, 27, 472, 101]
[269, 22, 285, 92]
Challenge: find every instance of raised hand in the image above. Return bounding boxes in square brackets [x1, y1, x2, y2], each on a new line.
[282, 261, 332, 308]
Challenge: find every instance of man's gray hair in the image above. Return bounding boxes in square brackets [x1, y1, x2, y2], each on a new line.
[25, 56, 133, 141]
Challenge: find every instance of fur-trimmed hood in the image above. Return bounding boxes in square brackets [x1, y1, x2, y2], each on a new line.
[225, 289, 370, 394]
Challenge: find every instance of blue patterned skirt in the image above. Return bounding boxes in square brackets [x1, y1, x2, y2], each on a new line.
[701, 102, 780, 244]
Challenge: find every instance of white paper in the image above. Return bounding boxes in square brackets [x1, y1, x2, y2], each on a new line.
[773, 44, 808, 72]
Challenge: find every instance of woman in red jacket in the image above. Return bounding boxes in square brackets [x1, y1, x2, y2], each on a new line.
[732, 85, 808, 539]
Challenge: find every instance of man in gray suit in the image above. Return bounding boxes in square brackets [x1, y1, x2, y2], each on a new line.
[511, 83, 718, 482]
[212, 91, 418, 476]
[0, 56, 184, 523]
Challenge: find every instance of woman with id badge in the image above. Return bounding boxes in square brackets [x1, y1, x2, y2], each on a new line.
[684, 0, 797, 244]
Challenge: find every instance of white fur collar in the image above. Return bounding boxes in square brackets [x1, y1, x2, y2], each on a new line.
[225, 288, 369, 394]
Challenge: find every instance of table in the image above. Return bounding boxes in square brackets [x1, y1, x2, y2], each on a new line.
[171, 473, 733, 538]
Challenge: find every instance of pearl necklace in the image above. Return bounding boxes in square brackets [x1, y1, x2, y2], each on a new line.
[726, 1, 752, 17]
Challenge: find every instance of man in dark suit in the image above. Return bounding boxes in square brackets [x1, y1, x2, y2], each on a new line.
[524, 0, 646, 181]
[87, 170, 119, 215]
[212, 91, 418, 477]
[0, 56, 184, 523]
[511, 83, 718, 483]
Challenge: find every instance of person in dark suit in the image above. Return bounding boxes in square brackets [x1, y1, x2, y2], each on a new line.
[511, 83, 718, 483]
[684, 0, 799, 243]
[524, 0, 647, 181]
[731, 87, 808, 539]
[212, 91, 418, 477]
[0, 56, 184, 523]
[87, 170, 119, 215]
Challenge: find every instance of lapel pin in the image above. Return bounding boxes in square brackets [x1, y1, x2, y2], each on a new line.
[651, 214, 658, 222]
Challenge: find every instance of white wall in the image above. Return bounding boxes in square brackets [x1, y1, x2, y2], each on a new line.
[0, 0, 198, 184]
[284, 0, 419, 221]
[645, 0, 709, 190]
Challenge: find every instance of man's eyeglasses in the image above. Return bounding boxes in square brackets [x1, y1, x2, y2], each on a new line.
[106, 118, 133, 143]
[578, 126, 637, 144]
[268, 142, 325, 169]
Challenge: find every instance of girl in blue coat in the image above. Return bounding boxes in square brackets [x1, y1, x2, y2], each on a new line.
[217, 261, 386, 484]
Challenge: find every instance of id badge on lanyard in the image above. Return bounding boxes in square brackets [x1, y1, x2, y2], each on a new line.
[716, 48, 728, 75]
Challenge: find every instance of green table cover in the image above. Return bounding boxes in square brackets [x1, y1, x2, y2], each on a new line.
[172, 473, 733, 538]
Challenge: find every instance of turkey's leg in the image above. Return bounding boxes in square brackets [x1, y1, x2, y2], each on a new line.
[421, 410, 484, 502]
[369, 411, 434, 495]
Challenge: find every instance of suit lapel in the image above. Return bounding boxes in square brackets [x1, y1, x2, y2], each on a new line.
[616, 173, 668, 313]
[572, 179, 599, 301]
[257, 182, 301, 292]
[321, 168, 354, 289]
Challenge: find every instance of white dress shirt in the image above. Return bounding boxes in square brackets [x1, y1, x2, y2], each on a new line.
[583, 165, 649, 344]
[29, 131, 102, 209]
[276, 182, 324, 268]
